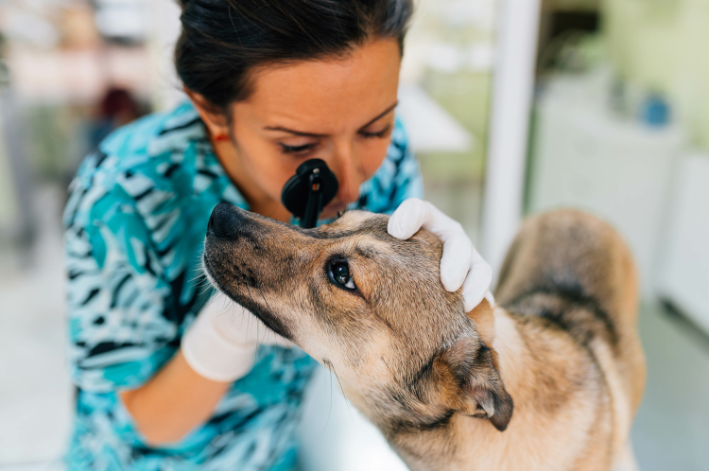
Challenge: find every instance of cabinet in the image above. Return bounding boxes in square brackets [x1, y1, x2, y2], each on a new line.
[528, 79, 686, 297]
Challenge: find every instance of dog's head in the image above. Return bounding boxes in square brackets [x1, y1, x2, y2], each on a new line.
[203, 203, 513, 438]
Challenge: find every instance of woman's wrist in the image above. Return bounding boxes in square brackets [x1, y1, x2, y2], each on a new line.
[120, 350, 232, 446]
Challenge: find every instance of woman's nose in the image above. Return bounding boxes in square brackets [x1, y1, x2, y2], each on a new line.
[331, 144, 362, 205]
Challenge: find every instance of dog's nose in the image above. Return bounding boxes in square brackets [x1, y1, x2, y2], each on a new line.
[207, 202, 244, 239]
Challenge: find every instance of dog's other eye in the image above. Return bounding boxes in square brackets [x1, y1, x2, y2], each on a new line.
[329, 261, 356, 290]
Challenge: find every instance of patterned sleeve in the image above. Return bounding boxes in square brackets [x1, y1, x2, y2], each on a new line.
[357, 117, 424, 215]
[63, 150, 179, 393]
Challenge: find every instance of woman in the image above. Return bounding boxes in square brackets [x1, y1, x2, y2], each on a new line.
[63, 0, 491, 469]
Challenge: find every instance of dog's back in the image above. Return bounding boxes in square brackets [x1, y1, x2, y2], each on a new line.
[494, 209, 646, 469]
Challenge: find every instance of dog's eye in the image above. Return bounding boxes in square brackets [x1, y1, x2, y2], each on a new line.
[329, 261, 356, 290]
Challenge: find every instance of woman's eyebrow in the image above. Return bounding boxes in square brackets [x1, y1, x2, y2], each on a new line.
[360, 101, 398, 128]
[263, 101, 399, 137]
[263, 127, 327, 138]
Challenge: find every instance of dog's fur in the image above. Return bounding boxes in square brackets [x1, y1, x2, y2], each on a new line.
[203, 203, 646, 471]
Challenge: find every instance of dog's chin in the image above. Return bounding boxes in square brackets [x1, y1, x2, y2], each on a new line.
[202, 254, 294, 341]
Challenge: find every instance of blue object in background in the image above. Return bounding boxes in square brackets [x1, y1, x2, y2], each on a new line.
[640, 93, 671, 128]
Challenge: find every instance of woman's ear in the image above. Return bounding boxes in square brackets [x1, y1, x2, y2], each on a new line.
[184, 88, 230, 138]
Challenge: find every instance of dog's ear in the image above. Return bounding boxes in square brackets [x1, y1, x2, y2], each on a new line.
[438, 335, 514, 432]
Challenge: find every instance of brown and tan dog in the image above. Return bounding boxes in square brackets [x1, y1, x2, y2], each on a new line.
[203, 203, 646, 471]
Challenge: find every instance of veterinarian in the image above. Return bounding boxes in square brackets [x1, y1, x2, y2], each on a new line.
[63, 0, 491, 468]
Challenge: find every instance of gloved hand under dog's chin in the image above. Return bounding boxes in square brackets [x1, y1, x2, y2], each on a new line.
[387, 198, 493, 312]
[182, 294, 292, 383]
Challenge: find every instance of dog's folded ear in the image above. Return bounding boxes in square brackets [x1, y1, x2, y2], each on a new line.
[438, 336, 514, 432]
[461, 343, 514, 431]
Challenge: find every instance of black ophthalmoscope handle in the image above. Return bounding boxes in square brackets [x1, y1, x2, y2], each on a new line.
[280, 159, 339, 229]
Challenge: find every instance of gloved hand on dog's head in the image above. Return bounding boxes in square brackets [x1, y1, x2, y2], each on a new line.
[388, 198, 494, 312]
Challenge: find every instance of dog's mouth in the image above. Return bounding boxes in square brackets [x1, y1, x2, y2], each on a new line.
[202, 249, 294, 341]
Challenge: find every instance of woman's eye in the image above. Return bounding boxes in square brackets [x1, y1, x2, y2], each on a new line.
[359, 124, 392, 139]
[329, 261, 356, 290]
[279, 143, 317, 154]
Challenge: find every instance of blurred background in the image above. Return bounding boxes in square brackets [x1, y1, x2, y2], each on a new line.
[0, 0, 707, 470]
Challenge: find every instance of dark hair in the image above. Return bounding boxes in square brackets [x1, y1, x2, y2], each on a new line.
[175, 0, 413, 111]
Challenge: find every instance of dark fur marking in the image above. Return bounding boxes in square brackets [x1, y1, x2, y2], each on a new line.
[355, 246, 378, 259]
[505, 283, 619, 350]
[308, 283, 324, 317]
[390, 409, 455, 434]
[407, 351, 438, 400]
[203, 256, 293, 340]
[381, 351, 458, 435]
[305, 219, 391, 242]
[374, 312, 396, 332]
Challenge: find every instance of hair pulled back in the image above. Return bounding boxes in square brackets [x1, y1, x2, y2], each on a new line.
[175, 0, 413, 111]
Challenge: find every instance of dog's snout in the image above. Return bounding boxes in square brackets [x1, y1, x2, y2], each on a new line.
[208, 202, 245, 239]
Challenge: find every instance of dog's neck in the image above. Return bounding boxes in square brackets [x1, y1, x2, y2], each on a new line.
[394, 307, 597, 471]
[392, 308, 526, 471]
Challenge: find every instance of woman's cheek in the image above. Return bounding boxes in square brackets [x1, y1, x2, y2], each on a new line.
[360, 139, 391, 179]
[250, 147, 299, 196]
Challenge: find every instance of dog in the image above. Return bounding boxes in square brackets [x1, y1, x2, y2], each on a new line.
[202, 203, 646, 471]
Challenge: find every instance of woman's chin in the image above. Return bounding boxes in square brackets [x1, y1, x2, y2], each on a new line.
[319, 210, 340, 221]
[319, 204, 347, 221]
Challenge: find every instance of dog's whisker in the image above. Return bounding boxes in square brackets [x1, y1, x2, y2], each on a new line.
[193, 280, 210, 294]
[243, 276, 267, 349]
[197, 283, 213, 296]
[325, 360, 354, 423]
[196, 278, 213, 294]
[188, 259, 208, 283]
[192, 276, 207, 288]
[255, 284, 277, 328]
[244, 276, 253, 300]
[188, 265, 205, 281]
[256, 288, 271, 313]
[193, 271, 215, 296]
[320, 362, 335, 436]
[255, 286, 274, 348]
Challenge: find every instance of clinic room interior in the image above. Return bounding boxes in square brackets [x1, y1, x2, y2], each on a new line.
[0, 0, 708, 470]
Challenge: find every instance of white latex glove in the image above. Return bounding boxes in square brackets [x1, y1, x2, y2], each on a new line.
[182, 293, 293, 382]
[388, 198, 494, 312]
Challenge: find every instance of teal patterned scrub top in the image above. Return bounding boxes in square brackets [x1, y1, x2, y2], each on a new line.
[63, 101, 423, 470]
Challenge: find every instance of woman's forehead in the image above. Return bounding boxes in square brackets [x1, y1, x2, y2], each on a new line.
[234, 38, 401, 133]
